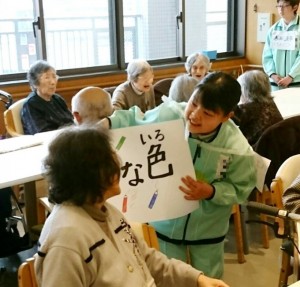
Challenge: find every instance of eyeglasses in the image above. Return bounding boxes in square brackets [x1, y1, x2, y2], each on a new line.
[276, 4, 291, 8]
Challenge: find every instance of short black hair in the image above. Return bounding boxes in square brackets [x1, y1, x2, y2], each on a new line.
[43, 126, 120, 205]
[277, 0, 300, 6]
[193, 72, 241, 115]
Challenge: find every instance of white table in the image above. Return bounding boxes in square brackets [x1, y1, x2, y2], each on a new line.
[272, 88, 300, 119]
[0, 131, 58, 237]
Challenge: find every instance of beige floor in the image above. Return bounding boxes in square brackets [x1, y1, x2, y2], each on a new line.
[223, 219, 297, 287]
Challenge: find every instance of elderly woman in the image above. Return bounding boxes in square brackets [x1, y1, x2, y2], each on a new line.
[233, 70, 283, 146]
[21, 60, 74, 135]
[112, 59, 156, 112]
[35, 126, 229, 287]
[169, 52, 211, 102]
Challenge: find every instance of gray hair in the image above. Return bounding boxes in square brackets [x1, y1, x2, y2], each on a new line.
[185, 52, 211, 74]
[126, 59, 153, 82]
[27, 60, 56, 91]
[169, 74, 198, 102]
[72, 86, 113, 124]
[237, 70, 271, 104]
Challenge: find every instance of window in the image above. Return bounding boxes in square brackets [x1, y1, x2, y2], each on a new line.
[0, 0, 245, 82]
[0, 0, 36, 74]
[186, 1, 229, 54]
[43, 0, 113, 69]
[122, 0, 179, 61]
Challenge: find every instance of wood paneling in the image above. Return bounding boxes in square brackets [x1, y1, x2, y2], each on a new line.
[246, 0, 280, 64]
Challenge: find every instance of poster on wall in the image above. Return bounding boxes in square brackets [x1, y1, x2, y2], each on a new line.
[257, 13, 272, 42]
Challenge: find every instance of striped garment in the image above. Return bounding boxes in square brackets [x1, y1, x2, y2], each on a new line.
[282, 175, 300, 214]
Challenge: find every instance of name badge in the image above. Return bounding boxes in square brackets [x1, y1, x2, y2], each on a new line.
[270, 30, 299, 50]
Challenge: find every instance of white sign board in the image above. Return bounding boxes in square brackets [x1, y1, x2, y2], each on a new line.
[108, 119, 198, 222]
[257, 13, 272, 43]
[271, 30, 299, 50]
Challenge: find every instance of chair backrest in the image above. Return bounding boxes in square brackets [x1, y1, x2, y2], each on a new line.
[0, 90, 13, 109]
[103, 86, 117, 97]
[4, 98, 26, 137]
[18, 257, 37, 287]
[270, 154, 300, 209]
[153, 78, 174, 106]
[254, 115, 300, 189]
[130, 222, 160, 250]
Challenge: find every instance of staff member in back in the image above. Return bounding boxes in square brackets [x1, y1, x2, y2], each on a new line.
[21, 60, 74, 135]
[262, 0, 300, 90]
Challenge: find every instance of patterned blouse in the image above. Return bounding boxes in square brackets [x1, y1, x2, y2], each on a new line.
[233, 99, 283, 146]
[21, 91, 74, 135]
[283, 175, 300, 214]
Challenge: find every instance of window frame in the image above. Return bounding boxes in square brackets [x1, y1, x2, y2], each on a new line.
[0, 0, 245, 84]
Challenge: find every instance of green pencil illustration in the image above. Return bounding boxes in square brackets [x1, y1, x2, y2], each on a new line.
[116, 136, 126, 150]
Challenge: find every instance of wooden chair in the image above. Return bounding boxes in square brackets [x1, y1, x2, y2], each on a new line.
[103, 86, 117, 97]
[253, 116, 300, 248]
[153, 78, 173, 106]
[231, 204, 246, 263]
[240, 64, 264, 74]
[0, 90, 13, 110]
[270, 155, 300, 287]
[18, 223, 159, 287]
[18, 257, 37, 287]
[271, 155, 300, 210]
[130, 222, 160, 251]
[4, 98, 26, 137]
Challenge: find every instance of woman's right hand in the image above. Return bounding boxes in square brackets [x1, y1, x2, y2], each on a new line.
[271, 73, 282, 84]
[197, 274, 230, 287]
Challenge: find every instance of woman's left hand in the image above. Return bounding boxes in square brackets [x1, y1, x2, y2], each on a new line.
[179, 176, 213, 200]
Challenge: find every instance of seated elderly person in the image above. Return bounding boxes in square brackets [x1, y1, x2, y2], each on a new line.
[71, 86, 113, 125]
[233, 70, 283, 146]
[35, 126, 229, 287]
[168, 74, 198, 103]
[112, 59, 156, 112]
[169, 52, 211, 102]
[21, 60, 74, 135]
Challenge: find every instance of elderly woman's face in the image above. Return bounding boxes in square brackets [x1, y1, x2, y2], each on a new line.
[133, 70, 154, 93]
[36, 69, 58, 99]
[190, 58, 209, 81]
